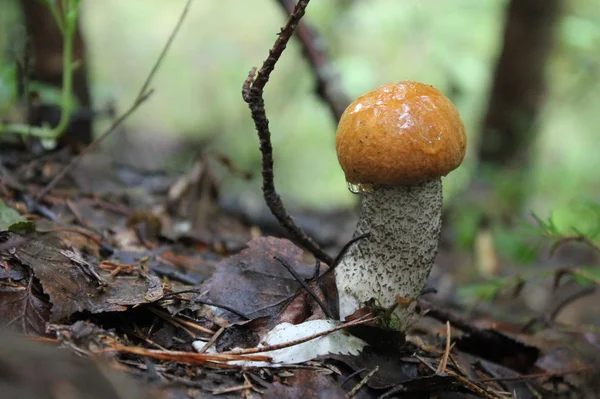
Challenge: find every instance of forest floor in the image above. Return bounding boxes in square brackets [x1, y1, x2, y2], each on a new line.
[0, 142, 599, 399]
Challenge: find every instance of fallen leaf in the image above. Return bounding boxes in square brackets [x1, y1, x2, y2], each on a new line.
[0, 277, 51, 335]
[205, 237, 316, 322]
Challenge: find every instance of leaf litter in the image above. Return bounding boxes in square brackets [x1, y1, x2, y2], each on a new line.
[1, 144, 598, 398]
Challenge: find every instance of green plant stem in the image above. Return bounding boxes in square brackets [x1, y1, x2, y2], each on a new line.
[0, 0, 78, 140]
[52, 0, 78, 138]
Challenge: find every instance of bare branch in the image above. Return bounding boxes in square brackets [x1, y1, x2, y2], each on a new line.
[274, 0, 350, 122]
[243, 0, 333, 265]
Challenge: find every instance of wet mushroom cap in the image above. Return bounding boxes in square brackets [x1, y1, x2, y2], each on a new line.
[336, 81, 467, 186]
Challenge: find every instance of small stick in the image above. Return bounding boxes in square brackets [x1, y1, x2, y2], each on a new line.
[242, 0, 333, 265]
[212, 383, 253, 395]
[105, 344, 271, 367]
[148, 307, 215, 335]
[318, 233, 370, 279]
[340, 368, 368, 387]
[550, 235, 600, 255]
[196, 327, 225, 355]
[274, 255, 333, 319]
[436, 321, 452, 374]
[146, 308, 197, 339]
[160, 289, 251, 320]
[346, 366, 379, 398]
[65, 198, 96, 232]
[548, 286, 596, 322]
[446, 370, 504, 399]
[242, 372, 264, 394]
[479, 365, 591, 383]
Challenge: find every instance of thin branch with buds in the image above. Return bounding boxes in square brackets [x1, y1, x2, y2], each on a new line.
[242, 0, 333, 265]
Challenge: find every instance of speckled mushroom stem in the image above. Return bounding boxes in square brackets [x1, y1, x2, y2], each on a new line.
[336, 179, 443, 329]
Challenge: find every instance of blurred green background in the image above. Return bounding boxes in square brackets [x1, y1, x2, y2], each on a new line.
[1, 0, 599, 230]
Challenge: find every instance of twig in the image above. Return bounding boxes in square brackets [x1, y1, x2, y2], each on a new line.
[242, 0, 333, 265]
[212, 383, 253, 395]
[566, 268, 600, 287]
[274, 0, 350, 121]
[329, 233, 369, 271]
[436, 321, 452, 374]
[148, 307, 215, 335]
[346, 366, 378, 398]
[160, 289, 251, 320]
[550, 235, 600, 255]
[318, 233, 370, 279]
[478, 365, 591, 383]
[137, 0, 193, 100]
[36, 0, 193, 201]
[105, 344, 271, 368]
[242, 373, 265, 395]
[191, 298, 250, 320]
[274, 255, 333, 318]
[522, 284, 597, 333]
[446, 370, 504, 399]
[341, 368, 368, 387]
[144, 309, 198, 339]
[196, 327, 225, 355]
[47, 0, 66, 34]
[386, 356, 502, 399]
[548, 286, 596, 322]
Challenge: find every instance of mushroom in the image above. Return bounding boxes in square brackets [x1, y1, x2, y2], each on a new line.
[335, 81, 467, 330]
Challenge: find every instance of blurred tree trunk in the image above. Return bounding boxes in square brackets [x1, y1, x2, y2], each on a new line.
[479, 0, 562, 168]
[448, 0, 563, 238]
[19, 0, 93, 148]
[474, 0, 562, 218]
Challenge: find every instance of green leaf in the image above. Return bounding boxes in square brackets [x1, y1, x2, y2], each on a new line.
[0, 200, 35, 233]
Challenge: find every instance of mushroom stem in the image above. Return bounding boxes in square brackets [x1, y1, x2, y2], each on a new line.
[336, 179, 443, 329]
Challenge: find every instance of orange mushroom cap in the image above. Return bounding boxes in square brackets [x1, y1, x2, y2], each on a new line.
[336, 81, 467, 186]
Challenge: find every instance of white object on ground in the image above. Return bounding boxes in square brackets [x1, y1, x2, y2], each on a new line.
[192, 319, 367, 367]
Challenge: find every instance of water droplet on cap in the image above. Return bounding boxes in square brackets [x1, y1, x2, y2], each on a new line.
[346, 182, 374, 194]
